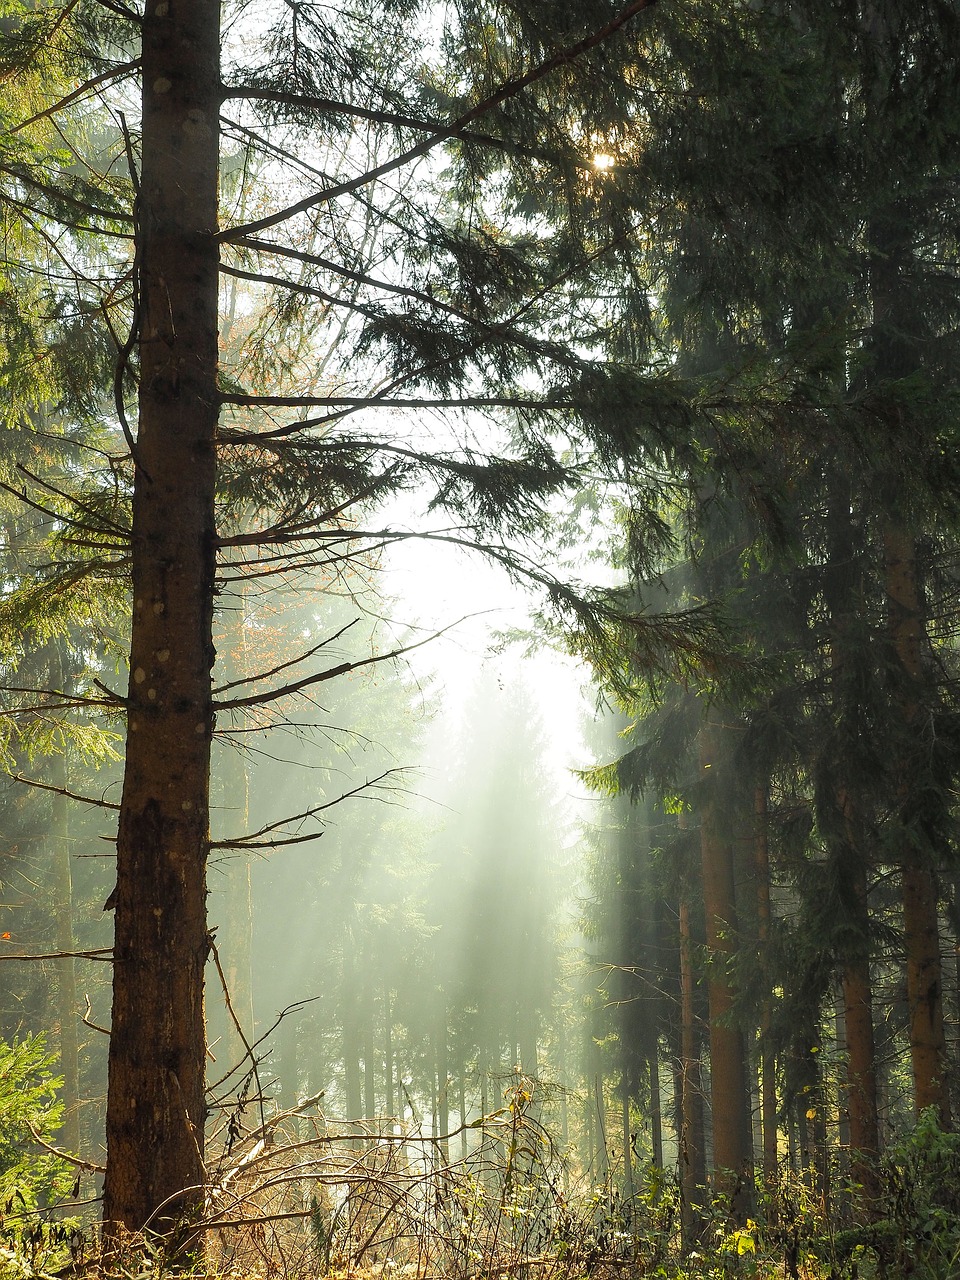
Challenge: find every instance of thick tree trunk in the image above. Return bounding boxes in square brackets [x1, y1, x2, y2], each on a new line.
[103, 0, 221, 1237]
[698, 717, 753, 1220]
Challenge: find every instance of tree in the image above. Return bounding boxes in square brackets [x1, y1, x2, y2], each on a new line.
[5, 0, 699, 1239]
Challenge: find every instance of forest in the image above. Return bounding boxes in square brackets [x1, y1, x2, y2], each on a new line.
[1, 0, 959, 1277]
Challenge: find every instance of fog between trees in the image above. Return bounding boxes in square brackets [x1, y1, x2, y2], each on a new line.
[2, 1, 960, 1275]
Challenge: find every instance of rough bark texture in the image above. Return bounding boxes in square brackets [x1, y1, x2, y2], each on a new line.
[103, 0, 221, 1236]
[698, 716, 753, 1221]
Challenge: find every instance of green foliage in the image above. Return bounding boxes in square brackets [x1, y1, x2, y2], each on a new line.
[871, 1110, 960, 1279]
[0, 1035, 77, 1279]
[0, 1036, 71, 1207]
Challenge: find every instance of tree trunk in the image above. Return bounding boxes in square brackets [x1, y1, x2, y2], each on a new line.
[103, 0, 221, 1238]
[649, 1057, 663, 1169]
[753, 784, 778, 1203]
[884, 525, 951, 1125]
[52, 754, 80, 1155]
[384, 984, 394, 1120]
[698, 715, 753, 1220]
[678, 890, 707, 1246]
[842, 939, 879, 1201]
[621, 1079, 634, 1202]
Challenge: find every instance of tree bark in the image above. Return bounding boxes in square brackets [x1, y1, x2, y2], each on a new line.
[884, 525, 951, 1125]
[698, 715, 753, 1220]
[103, 0, 221, 1238]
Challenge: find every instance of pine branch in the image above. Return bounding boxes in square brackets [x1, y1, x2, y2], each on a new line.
[220, 85, 559, 166]
[220, 392, 572, 410]
[9, 58, 142, 135]
[92, 0, 141, 22]
[230, 235, 485, 322]
[220, 0, 659, 242]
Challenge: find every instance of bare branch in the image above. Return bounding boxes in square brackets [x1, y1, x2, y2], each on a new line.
[9, 772, 121, 810]
[212, 618, 359, 694]
[27, 1122, 106, 1174]
[215, 617, 470, 710]
[83, 994, 111, 1035]
[0, 948, 113, 962]
[208, 936, 266, 1134]
[210, 768, 409, 849]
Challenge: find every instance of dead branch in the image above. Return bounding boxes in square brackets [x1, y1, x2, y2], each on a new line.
[209, 768, 409, 850]
[83, 994, 110, 1035]
[212, 617, 359, 695]
[27, 1123, 106, 1174]
[0, 948, 113, 962]
[215, 618, 472, 710]
[10, 772, 121, 810]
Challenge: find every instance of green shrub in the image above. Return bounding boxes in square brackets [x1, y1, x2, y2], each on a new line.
[0, 1035, 77, 1277]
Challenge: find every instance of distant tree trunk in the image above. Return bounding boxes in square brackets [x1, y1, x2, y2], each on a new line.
[649, 1057, 663, 1168]
[842, 950, 879, 1194]
[459, 1074, 468, 1159]
[278, 1009, 299, 1112]
[698, 715, 753, 1220]
[208, 740, 254, 1073]
[621, 1079, 634, 1201]
[436, 1007, 449, 1159]
[753, 784, 777, 1203]
[384, 984, 394, 1120]
[678, 890, 707, 1246]
[821, 475, 882, 1196]
[52, 752, 80, 1154]
[884, 525, 951, 1126]
[518, 1011, 538, 1080]
[342, 937, 362, 1123]
[103, 0, 221, 1236]
[362, 984, 376, 1121]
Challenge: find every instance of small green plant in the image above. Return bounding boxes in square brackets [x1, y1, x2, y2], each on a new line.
[0, 1035, 77, 1279]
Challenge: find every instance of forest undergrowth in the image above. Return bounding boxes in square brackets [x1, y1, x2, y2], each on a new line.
[3, 1057, 960, 1280]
